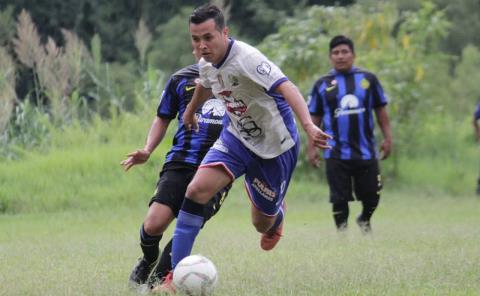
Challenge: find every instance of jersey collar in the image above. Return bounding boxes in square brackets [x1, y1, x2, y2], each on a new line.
[330, 66, 357, 75]
[212, 38, 234, 69]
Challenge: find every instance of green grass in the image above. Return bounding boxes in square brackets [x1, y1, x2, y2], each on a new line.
[1, 184, 479, 295]
[1, 110, 480, 295]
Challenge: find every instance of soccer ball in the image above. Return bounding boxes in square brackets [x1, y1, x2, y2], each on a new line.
[173, 254, 218, 296]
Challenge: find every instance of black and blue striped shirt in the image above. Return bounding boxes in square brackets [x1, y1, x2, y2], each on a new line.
[308, 67, 387, 160]
[157, 64, 226, 166]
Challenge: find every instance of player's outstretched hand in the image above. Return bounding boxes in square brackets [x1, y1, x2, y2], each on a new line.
[305, 123, 332, 150]
[120, 149, 151, 171]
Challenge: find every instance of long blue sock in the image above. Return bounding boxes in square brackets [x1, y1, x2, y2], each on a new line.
[172, 199, 204, 268]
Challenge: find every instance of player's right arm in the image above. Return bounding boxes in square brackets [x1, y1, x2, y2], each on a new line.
[183, 83, 213, 132]
[121, 116, 172, 171]
[307, 115, 323, 167]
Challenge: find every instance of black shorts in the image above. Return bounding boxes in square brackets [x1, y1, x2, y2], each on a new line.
[325, 158, 382, 204]
[149, 162, 229, 222]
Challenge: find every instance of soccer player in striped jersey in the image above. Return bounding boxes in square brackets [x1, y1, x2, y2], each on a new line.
[307, 35, 393, 234]
[473, 102, 480, 194]
[121, 50, 230, 290]
[154, 4, 331, 293]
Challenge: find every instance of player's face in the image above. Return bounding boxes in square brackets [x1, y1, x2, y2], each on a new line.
[190, 19, 229, 65]
[329, 44, 355, 72]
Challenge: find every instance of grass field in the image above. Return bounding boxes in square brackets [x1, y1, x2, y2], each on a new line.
[1, 182, 479, 296]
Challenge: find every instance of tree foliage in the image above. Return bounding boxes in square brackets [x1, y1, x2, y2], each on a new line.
[259, 1, 460, 176]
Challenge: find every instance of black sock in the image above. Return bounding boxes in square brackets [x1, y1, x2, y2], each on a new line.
[154, 239, 173, 279]
[359, 200, 379, 222]
[332, 202, 349, 229]
[140, 224, 162, 263]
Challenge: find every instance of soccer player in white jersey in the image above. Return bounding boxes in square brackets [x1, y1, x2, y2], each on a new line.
[153, 3, 331, 293]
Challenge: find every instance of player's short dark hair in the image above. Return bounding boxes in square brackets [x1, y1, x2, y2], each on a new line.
[329, 35, 355, 53]
[189, 4, 225, 31]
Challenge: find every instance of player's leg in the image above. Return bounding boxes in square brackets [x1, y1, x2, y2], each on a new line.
[130, 167, 193, 286]
[332, 202, 349, 231]
[150, 184, 231, 286]
[325, 158, 354, 231]
[171, 166, 232, 268]
[246, 140, 299, 250]
[353, 160, 381, 234]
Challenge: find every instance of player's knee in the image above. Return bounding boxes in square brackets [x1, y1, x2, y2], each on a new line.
[143, 216, 165, 235]
[185, 181, 209, 203]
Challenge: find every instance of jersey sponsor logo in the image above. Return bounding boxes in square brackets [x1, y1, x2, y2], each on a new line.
[202, 98, 226, 117]
[252, 178, 276, 201]
[256, 61, 271, 76]
[212, 139, 228, 153]
[185, 85, 196, 92]
[196, 115, 223, 125]
[334, 94, 365, 117]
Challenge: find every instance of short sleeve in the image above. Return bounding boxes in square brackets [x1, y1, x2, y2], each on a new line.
[240, 50, 287, 92]
[370, 74, 388, 108]
[308, 83, 324, 116]
[157, 77, 179, 118]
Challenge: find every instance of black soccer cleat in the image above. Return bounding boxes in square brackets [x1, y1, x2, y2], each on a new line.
[356, 216, 372, 235]
[128, 257, 157, 287]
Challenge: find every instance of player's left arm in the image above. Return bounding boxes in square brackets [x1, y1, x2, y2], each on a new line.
[374, 106, 393, 160]
[275, 80, 331, 149]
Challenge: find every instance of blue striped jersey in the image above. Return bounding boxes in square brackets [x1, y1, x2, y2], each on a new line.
[157, 64, 226, 166]
[308, 67, 387, 160]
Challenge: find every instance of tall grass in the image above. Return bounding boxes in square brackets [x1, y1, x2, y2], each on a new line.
[0, 107, 167, 214]
[0, 46, 16, 136]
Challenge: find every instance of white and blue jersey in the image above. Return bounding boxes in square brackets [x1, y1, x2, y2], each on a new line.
[197, 39, 300, 216]
[157, 64, 226, 166]
[308, 67, 388, 160]
[198, 39, 298, 159]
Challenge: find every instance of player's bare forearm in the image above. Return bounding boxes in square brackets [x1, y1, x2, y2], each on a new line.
[184, 85, 211, 116]
[184, 84, 212, 131]
[375, 106, 393, 159]
[375, 107, 392, 143]
[120, 117, 171, 171]
[276, 81, 331, 149]
[277, 81, 315, 130]
[144, 117, 171, 153]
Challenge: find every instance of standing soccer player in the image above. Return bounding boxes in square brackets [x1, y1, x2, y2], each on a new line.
[154, 4, 331, 293]
[307, 35, 393, 233]
[122, 50, 229, 289]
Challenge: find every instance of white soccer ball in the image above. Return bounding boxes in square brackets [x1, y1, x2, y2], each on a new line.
[173, 254, 218, 296]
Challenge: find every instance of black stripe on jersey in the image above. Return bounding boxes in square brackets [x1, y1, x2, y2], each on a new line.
[324, 76, 341, 159]
[345, 73, 362, 159]
[363, 72, 377, 158]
